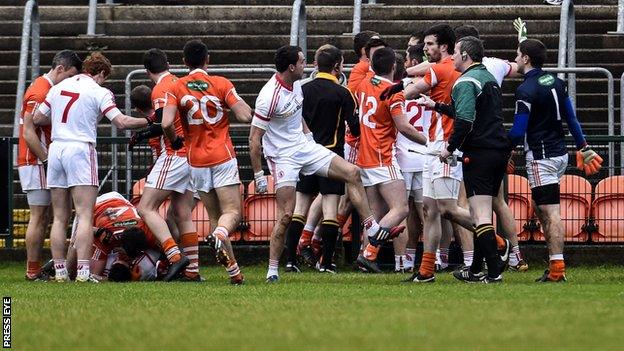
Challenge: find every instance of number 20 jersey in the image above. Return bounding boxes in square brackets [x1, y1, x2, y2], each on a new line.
[164, 68, 242, 167]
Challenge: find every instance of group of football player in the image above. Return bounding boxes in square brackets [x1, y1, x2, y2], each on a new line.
[17, 18, 601, 284]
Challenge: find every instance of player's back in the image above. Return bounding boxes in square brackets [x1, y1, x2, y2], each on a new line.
[171, 69, 241, 167]
[46, 74, 117, 144]
[355, 75, 404, 168]
[18, 75, 53, 167]
[396, 80, 430, 171]
[152, 72, 186, 157]
[347, 60, 372, 92]
[94, 192, 141, 231]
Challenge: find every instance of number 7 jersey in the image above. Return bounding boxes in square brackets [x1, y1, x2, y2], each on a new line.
[165, 68, 243, 167]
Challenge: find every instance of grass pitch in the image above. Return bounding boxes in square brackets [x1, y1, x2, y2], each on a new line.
[1, 262, 623, 351]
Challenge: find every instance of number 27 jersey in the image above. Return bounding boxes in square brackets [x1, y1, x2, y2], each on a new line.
[165, 68, 242, 167]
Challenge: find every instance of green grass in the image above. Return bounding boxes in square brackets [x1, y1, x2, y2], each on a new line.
[1, 262, 624, 351]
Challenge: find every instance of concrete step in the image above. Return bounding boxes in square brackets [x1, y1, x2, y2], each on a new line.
[0, 5, 616, 21]
[0, 18, 617, 37]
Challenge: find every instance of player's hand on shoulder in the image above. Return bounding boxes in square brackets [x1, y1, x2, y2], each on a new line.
[380, 81, 404, 101]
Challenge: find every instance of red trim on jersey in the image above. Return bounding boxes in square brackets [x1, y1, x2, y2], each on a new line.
[275, 74, 293, 91]
[43, 100, 50, 108]
[254, 112, 270, 122]
[102, 105, 116, 116]
[266, 84, 281, 118]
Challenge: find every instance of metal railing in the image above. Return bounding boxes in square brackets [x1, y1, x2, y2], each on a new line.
[87, 0, 116, 36]
[557, 0, 576, 109]
[290, 0, 307, 59]
[543, 67, 616, 175]
[13, 0, 40, 138]
[352, 0, 378, 35]
[608, 0, 624, 34]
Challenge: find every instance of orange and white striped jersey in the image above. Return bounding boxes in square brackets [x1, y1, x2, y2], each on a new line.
[346, 60, 374, 147]
[17, 75, 52, 167]
[165, 68, 242, 167]
[354, 75, 405, 168]
[92, 192, 158, 259]
[152, 72, 186, 157]
[423, 56, 460, 151]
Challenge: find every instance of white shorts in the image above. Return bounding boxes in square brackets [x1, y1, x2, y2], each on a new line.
[423, 175, 461, 200]
[145, 154, 191, 194]
[361, 164, 404, 187]
[18, 164, 47, 191]
[403, 171, 423, 203]
[426, 155, 463, 181]
[191, 158, 241, 193]
[526, 154, 568, 189]
[47, 141, 98, 188]
[266, 141, 336, 189]
[344, 142, 359, 164]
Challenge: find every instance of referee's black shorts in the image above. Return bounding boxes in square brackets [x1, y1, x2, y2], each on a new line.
[296, 146, 345, 195]
[462, 148, 510, 198]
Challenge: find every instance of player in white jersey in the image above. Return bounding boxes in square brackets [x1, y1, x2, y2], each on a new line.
[33, 52, 150, 282]
[249, 45, 402, 282]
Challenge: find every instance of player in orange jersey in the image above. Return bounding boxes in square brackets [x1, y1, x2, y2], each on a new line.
[382, 24, 474, 282]
[136, 49, 198, 282]
[19, 50, 82, 281]
[163, 39, 252, 285]
[353, 47, 427, 273]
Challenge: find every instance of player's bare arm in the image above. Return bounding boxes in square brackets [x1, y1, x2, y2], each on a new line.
[404, 79, 432, 100]
[393, 114, 427, 145]
[249, 125, 265, 175]
[161, 105, 179, 142]
[230, 100, 252, 123]
[110, 112, 150, 130]
[32, 109, 50, 126]
[406, 61, 432, 77]
[22, 112, 48, 162]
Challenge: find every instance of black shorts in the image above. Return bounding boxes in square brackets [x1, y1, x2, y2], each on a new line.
[296, 173, 345, 195]
[462, 148, 509, 198]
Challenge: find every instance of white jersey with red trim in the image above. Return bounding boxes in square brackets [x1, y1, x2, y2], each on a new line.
[395, 82, 431, 172]
[251, 73, 308, 158]
[38, 74, 121, 144]
[482, 56, 512, 87]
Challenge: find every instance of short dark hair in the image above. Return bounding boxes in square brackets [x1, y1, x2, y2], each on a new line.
[407, 43, 425, 63]
[130, 85, 152, 112]
[371, 47, 396, 76]
[423, 24, 456, 54]
[519, 38, 547, 68]
[353, 30, 379, 57]
[183, 39, 208, 69]
[393, 52, 406, 82]
[409, 31, 424, 42]
[315, 44, 343, 73]
[275, 45, 302, 73]
[457, 36, 484, 63]
[365, 37, 388, 59]
[121, 226, 148, 258]
[51, 50, 82, 71]
[108, 262, 132, 282]
[454, 25, 480, 40]
[143, 48, 168, 74]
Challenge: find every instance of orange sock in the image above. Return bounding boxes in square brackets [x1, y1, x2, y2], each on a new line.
[418, 252, 436, 277]
[363, 244, 379, 260]
[180, 232, 199, 277]
[495, 234, 506, 251]
[162, 237, 182, 263]
[549, 259, 566, 277]
[26, 261, 40, 278]
[299, 229, 314, 247]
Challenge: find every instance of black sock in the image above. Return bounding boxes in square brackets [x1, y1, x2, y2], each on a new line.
[474, 224, 500, 278]
[285, 214, 306, 264]
[469, 230, 483, 274]
[320, 219, 340, 268]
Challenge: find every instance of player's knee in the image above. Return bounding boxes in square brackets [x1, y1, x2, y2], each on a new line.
[344, 165, 361, 184]
[278, 211, 293, 227]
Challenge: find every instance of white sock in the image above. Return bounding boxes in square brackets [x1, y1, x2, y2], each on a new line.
[440, 248, 449, 264]
[463, 250, 474, 267]
[54, 259, 68, 279]
[303, 223, 316, 233]
[509, 245, 522, 265]
[363, 215, 380, 238]
[267, 259, 279, 278]
[395, 255, 406, 271]
[435, 249, 441, 265]
[77, 259, 90, 280]
[312, 226, 322, 241]
[405, 248, 416, 269]
[549, 254, 564, 261]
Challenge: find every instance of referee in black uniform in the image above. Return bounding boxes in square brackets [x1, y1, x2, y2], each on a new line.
[284, 44, 360, 272]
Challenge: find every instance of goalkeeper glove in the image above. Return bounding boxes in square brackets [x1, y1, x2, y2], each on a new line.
[380, 81, 404, 101]
[576, 145, 603, 175]
[513, 17, 528, 43]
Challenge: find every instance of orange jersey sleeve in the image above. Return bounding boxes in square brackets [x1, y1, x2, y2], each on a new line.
[355, 76, 400, 168]
[173, 70, 240, 167]
[347, 60, 370, 92]
[18, 76, 52, 167]
[423, 57, 460, 142]
[152, 73, 186, 157]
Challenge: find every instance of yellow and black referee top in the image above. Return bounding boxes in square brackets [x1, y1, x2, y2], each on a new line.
[301, 72, 359, 156]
